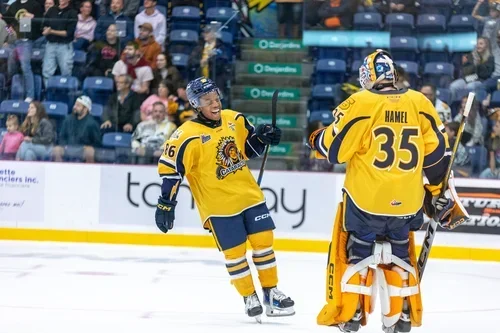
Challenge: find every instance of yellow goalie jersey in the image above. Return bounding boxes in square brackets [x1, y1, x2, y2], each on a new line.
[314, 88, 450, 216]
[157, 109, 266, 227]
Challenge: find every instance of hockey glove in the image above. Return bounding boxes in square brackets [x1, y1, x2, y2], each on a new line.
[434, 196, 455, 229]
[256, 124, 281, 146]
[308, 128, 326, 150]
[155, 197, 176, 233]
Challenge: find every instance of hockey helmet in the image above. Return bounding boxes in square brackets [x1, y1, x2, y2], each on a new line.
[186, 77, 222, 109]
[359, 49, 398, 90]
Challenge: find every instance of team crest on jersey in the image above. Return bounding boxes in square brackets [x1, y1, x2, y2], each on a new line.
[215, 136, 246, 180]
[170, 129, 183, 140]
[201, 134, 211, 143]
[228, 122, 236, 131]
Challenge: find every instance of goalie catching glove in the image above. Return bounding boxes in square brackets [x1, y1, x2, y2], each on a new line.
[155, 197, 176, 233]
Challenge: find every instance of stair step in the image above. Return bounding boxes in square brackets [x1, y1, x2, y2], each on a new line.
[241, 49, 309, 63]
[235, 61, 314, 77]
[230, 98, 307, 115]
[231, 85, 310, 101]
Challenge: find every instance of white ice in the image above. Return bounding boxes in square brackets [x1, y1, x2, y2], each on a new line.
[0, 240, 499, 333]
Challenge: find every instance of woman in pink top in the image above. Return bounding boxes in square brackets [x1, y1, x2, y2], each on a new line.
[74, 0, 96, 51]
[140, 80, 179, 121]
[0, 115, 24, 160]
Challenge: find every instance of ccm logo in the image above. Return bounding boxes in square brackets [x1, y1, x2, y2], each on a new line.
[255, 213, 270, 221]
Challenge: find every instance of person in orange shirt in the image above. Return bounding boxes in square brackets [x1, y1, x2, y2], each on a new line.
[135, 23, 161, 69]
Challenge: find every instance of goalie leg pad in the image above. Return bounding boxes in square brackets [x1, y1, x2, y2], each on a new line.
[317, 203, 375, 327]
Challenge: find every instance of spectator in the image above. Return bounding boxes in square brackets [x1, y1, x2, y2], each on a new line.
[420, 84, 452, 124]
[17, 101, 55, 161]
[112, 41, 154, 100]
[3, 0, 43, 102]
[52, 95, 101, 163]
[32, 0, 54, 47]
[304, 0, 323, 29]
[276, 0, 303, 39]
[395, 65, 410, 89]
[170, 0, 199, 6]
[299, 121, 333, 172]
[99, 0, 139, 19]
[480, 118, 500, 178]
[133, 0, 166, 46]
[174, 84, 195, 126]
[42, 0, 78, 87]
[449, 37, 494, 100]
[135, 23, 161, 69]
[132, 101, 176, 164]
[44, 0, 54, 12]
[445, 121, 470, 167]
[473, 0, 500, 35]
[0, 18, 16, 46]
[455, 96, 484, 146]
[73, 0, 96, 51]
[480, 10, 500, 94]
[379, 0, 418, 15]
[151, 53, 183, 91]
[87, 23, 120, 77]
[317, 0, 357, 30]
[95, 0, 134, 47]
[0, 115, 24, 160]
[189, 25, 229, 91]
[101, 74, 141, 132]
[140, 80, 178, 121]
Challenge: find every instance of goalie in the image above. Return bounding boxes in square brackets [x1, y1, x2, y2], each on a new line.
[308, 50, 469, 333]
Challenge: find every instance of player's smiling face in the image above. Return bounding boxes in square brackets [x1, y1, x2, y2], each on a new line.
[198, 91, 222, 121]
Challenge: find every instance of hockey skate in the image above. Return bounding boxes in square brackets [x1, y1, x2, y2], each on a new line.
[244, 292, 263, 323]
[337, 308, 363, 333]
[382, 308, 411, 333]
[262, 287, 295, 317]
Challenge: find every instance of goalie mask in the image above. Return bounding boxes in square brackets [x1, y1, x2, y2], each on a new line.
[359, 49, 398, 90]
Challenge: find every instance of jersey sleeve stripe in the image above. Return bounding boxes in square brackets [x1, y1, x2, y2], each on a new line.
[327, 116, 371, 164]
[318, 129, 328, 158]
[176, 136, 199, 176]
[159, 158, 176, 171]
[420, 112, 446, 168]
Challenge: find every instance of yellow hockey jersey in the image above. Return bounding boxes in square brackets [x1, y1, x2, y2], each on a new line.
[315, 88, 450, 216]
[158, 109, 266, 227]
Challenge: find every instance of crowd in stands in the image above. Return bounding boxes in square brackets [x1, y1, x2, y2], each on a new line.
[0, 0, 232, 164]
[303, 0, 500, 179]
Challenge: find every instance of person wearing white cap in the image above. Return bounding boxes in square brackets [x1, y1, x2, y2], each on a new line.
[52, 95, 102, 163]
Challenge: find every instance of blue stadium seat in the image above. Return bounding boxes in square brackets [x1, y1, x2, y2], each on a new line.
[423, 62, 454, 88]
[416, 14, 446, 34]
[350, 60, 362, 75]
[436, 88, 451, 106]
[83, 77, 114, 106]
[385, 13, 414, 37]
[0, 100, 29, 126]
[91, 103, 103, 123]
[309, 110, 334, 126]
[420, 38, 450, 65]
[103, 132, 132, 148]
[0, 127, 7, 143]
[466, 145, 488, 177]
[0, 47, 10, 60]
[317, 47, 349, 60]
[43, 101, 69, 120]
[206, 7, 239, 36]
[171, 53, 190, 80]
[419, 0, 453, 21]
[448, 15, 477, 33]
[203, 0, 231, 10]
[310, 84, 336, 111]
[390, 37, 418, 62]
[314, 59, 347, 85]
[169, 30, 199, 55]
[352, 48, 377, 61]
[171, 6, 201, 33]
[73, 50, 87, 80]
[0, 73, 4, 101]
[10, 74, 43, 101]
[489, 90, 500, 108]
[397, 61, 419, 88]
[46, 76, 79, 107]
[217, 31, 234, 61]
[31, 48, 44, 74]
[353, 12, 383, 31]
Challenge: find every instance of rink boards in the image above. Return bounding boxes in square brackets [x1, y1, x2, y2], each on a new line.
[0, 161, 499, 262]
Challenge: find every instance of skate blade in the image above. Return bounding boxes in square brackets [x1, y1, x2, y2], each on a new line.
[254, 315, 262, 324]
[265, 306, 295, 317]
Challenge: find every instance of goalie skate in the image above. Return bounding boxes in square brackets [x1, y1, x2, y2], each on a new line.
[263, 287, 295, 317]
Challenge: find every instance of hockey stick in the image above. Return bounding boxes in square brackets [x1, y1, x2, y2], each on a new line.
[256, 90, 278, 186]
[417, 92, 474, 281]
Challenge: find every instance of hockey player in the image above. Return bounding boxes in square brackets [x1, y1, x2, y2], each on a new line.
[308, 50, 467, 333]
[155, 77, 295, 321]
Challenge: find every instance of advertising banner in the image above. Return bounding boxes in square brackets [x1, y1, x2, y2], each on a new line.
[0, 161, 45, 223]
[98, 165, 341, 235]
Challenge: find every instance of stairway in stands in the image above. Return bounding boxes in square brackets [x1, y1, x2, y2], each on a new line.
[231, 38, 312, 170]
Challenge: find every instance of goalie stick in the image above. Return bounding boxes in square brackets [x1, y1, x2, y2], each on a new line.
[257, 90, 278, 186]
[417, 92, 474, 281]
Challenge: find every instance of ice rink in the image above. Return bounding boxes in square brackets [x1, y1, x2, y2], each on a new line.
[0, 240, 499, 333]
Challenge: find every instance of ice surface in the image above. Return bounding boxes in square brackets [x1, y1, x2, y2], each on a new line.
[0, 240, 499, 333]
